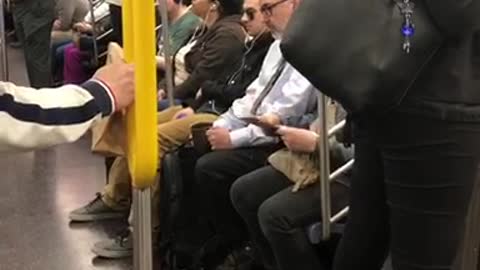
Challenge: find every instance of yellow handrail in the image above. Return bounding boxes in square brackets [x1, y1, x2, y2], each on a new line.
[123, 0, 158, 189]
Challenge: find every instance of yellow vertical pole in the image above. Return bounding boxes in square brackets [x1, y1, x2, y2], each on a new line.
[126, 0, 158, 188]
[122, 0, 134, 62]
[122, 0, 157, 269]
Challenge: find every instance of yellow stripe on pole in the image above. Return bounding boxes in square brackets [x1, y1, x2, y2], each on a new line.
[123, 0, 158, 189]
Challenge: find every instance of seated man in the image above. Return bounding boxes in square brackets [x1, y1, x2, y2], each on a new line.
[69, 0, 273, 259]
[230, 116, 352, 270]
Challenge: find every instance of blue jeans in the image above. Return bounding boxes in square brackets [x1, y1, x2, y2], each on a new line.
[52, 41, 72, 83]
[158, 99, 182, 111]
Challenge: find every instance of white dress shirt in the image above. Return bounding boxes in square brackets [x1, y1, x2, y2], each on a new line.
[214, 40, 317, 148]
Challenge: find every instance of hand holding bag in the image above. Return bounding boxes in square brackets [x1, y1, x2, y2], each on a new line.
[280, 0, 444, 114]
[268, 111, 338, 192]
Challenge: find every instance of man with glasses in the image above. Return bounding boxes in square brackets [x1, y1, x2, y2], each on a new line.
[259, 0, 291, 37]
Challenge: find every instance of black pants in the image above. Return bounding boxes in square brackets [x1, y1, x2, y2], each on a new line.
[109, 4, 123, 46]
[231, 166, 350, 270]
[194, 148, 276, 247]
[13, 2, 54, 88]
[333, 113, 480, 270]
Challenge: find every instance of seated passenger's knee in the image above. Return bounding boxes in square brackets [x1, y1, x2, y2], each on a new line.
[194, 151, 224, 178]
[258, 197, 292, 235]
[230, 174, 256, 213]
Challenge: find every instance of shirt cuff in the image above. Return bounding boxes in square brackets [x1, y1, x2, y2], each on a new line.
[229, 128, 251, 148]
[213, 118, 228, 128]
[81, 79, 115, 116]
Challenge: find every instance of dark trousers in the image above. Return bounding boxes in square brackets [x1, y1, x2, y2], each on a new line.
[333, 113, 480, 270]
[13, 8, 54, 88]
[109, 4, 123, 46]
[231, 166, 350, 270]
[194, 148, 276, 246]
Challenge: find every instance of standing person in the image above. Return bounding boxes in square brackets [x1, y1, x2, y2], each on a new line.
[11, 0, 56, 88]
[106, 0, 123, 46]
[331, 2, 480, 270]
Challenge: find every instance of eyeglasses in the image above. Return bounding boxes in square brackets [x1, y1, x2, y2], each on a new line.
[243, 7, 257, 21]
[260, 0, 289, 16]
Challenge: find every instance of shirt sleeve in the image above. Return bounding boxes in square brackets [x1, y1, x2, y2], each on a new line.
[213, 109, 279, 148]
[228, 125, 279, 148]
[0, 80, 115, 152]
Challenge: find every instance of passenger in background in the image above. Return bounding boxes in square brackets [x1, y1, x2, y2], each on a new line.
[52, 0, 110, 84]
[51, 0, 89, 45]
[155, 0, 201, 68]
[50, 0, 89, 76]
[155, 0, 200, 106]
[157, 0, 246, 109]
[192, 0, 318, 266]
[11, 0, 56, 87]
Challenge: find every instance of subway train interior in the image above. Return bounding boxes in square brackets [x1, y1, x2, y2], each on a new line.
[1, 0, 479, 270]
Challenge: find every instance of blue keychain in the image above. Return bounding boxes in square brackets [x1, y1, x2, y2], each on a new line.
[398, 0, 415, 53]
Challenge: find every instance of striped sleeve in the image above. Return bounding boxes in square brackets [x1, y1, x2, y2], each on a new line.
[0, 80, 115, 152]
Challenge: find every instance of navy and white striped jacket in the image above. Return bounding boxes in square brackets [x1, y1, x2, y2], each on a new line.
[0, 80, 114, 152]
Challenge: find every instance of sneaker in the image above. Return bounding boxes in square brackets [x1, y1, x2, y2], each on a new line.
[92, 230, 133, 259]
[9, 41, 23, 49]
[69, 193, 129, 222]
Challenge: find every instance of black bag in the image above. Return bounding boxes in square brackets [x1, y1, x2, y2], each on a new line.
[159, 147, 215, 270]
[280, 0, 444, 114]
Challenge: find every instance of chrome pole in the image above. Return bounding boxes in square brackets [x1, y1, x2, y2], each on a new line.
[317, 93, 331, 240]
[133, 188, 153, 270]
[88, 0, 99, 66]
[158, 0, 174, 106]
[0, 0, 9, 80]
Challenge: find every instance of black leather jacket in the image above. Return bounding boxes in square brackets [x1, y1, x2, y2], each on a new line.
[194, 33, 274, 115]
[397, 1, 480, 121]
[174, 15, 246, 104]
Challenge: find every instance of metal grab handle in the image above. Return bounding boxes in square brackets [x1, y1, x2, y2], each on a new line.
[158, 0, 175, 107]
[318, 95, 354, 240]
[87, 0, 99, 66]
[331, 206, 349, 223]
[317, 93, 332, 240]
[0, 0, 9, 81]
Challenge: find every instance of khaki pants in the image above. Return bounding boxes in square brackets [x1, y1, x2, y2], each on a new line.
[51, 30, 73, 44]
[102, 106, 218, 228]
